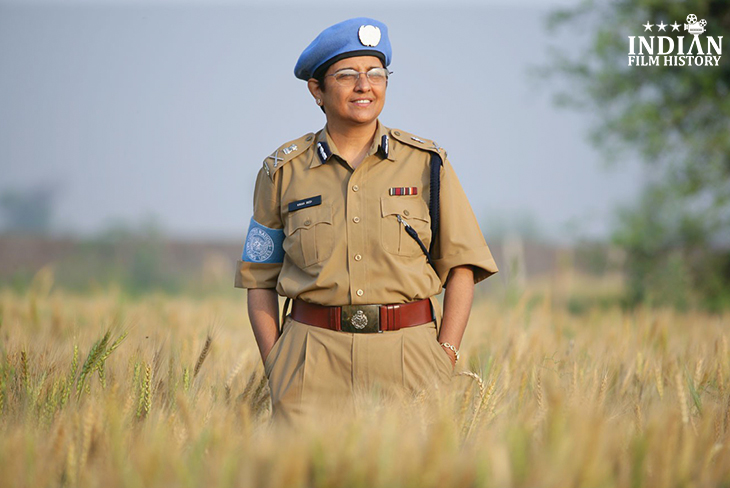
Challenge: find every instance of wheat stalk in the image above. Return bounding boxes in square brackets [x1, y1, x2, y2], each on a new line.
[136, 362, 152, 419]
[675, 370, 689, 425]
[79, 402, 95, 469]
[518, 370, 528, 407]
[144, 363, 152, 416]
[458, 370, 486, 399]
[76, 331, 111, 399]
[476, 375, 498, 425]
[694, 358, 704, 387]
[717, 362, 725, 404]
[654, 363, 664, 399]
[239, 368, 258, 404]
[535, 368, 544, 412]
[568, 361, 578, 405]
[502, 360, 511, 392]
[251, 373, 271, 417]
[597, 369, 609, 407]
[182, 367, 191, 392]
[43, 377, 61, 426]
[51, 422, 66, 474]
[174, 391, 192, 445]
[455, 370, 487, 443]
[0, 384, 4, 418]
[30, 370, 47, 411]
[21, 349, 29, 394]
[619, 364, 634, 396]
[193, 335, 212, 379]
[98, 330, 129, 364]
[714, 411, 722, 443]
[61, 344, 79, 408]
[224, 355, 245, 402]
[65, 433, 77, 487]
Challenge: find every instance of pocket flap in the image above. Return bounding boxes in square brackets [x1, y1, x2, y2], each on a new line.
[287, 203, 332, 234]
[380, 197, 431, 223]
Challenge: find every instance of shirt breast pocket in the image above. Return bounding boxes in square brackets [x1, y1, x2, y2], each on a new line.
[380, 197, 431, 257]
[284, 203, 334, 268]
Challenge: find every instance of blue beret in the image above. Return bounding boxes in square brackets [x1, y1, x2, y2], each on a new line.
[294, 17, 392, 81]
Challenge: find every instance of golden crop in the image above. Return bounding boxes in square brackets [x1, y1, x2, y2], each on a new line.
[0, 276, 729, 487]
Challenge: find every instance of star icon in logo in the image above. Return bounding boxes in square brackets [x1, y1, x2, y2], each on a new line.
[642, 21, 654, 31]
[657, 21, 667, 31]
[670, 21, 681, 31]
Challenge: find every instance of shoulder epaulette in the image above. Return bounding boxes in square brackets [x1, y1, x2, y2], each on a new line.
[389, 128, 448, 160]
[262, 133, 316, 179]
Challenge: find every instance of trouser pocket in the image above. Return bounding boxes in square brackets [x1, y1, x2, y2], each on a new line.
[403, 322, 453, 391]
[265, 317, 309, 425]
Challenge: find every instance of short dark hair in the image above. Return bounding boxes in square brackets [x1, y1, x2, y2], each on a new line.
[314, 71, 328, 92]
[313, 71, 327, 113]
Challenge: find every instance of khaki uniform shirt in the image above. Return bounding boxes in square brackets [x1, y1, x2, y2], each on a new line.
[234, 121, 498, 306]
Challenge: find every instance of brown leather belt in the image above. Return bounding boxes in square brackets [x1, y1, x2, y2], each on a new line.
[291, 298, 433, 333]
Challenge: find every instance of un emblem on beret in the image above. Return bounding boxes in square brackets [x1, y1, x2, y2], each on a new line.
[245, 227, 275, 262]
[358, 25, 381, 47]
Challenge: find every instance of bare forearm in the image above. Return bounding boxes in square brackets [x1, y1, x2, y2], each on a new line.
[438, 266, 475, 363]
[247, 288, 280, 362]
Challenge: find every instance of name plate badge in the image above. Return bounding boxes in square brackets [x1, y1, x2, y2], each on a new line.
[288, 195, 322, 212]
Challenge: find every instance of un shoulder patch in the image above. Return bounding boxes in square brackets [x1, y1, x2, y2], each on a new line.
[242, 217, 285, 263]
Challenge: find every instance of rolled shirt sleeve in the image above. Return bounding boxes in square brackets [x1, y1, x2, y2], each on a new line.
[234, 167, 284, 289]
[431, 157, 499, 286]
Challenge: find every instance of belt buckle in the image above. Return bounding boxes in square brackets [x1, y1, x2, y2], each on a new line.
[341, 304, 381, 333]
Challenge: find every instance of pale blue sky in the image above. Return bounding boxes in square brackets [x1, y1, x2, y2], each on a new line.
[0, 1, 645, 244]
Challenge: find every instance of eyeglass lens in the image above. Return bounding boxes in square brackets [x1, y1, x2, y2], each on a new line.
[333, 68, 389, 85]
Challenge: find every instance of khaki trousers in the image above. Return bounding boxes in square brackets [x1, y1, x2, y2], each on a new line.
[264, 315, 454, 429]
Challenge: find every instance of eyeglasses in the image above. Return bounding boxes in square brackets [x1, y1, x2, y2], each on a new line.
[326, 68, 392, 87]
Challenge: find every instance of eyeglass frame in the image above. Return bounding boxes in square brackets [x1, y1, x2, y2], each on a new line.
[325, 67, 393, 86]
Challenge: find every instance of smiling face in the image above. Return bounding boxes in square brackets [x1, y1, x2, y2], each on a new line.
[308, 55, 387, 130]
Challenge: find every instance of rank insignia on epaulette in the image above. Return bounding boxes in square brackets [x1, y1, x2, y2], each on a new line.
[431, 141, 447, 159]
[267, 149, 283, 168]
[379, 134, 389, 158]
[282, 144, 298, 155]
[389, 187, 418, 196]
[316, 141, 331, 163]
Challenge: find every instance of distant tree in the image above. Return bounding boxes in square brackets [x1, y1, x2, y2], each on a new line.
[545, 0, 730, 310]
[0, 184, 58, 234]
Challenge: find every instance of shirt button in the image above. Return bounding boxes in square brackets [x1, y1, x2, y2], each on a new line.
[304, 219, 311, 226]
[403, 209, 410, 216]
[356, 289, 364, 297]
[354, 254, 362, 261]
[353, 216, 360, 223]
[352, 185, 359, 192]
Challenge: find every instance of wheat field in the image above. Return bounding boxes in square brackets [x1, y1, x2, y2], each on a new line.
[1, 272, 729, 488]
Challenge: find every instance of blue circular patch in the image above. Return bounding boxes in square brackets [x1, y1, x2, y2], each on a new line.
[245, 227, 275, 262]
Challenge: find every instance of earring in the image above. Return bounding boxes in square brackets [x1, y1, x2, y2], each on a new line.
[316, 98, 322, 106]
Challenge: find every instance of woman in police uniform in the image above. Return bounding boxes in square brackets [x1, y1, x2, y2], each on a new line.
[235, 17, 498, 428]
